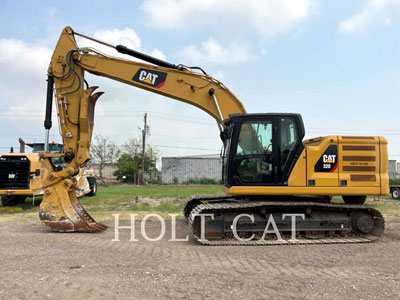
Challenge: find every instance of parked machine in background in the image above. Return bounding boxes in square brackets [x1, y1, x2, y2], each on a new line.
[0, 139, 97, 206]
[390, 185, 400, 200]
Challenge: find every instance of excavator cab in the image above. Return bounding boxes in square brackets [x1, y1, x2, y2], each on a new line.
[222, 113, 305, 188]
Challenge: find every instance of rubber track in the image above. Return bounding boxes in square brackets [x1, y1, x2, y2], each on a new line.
[184, 194, 385, 246]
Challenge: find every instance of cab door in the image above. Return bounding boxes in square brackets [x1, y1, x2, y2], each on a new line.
[277, 117, 304, 185]
[228, 114, 305, 187]
[231, 118, 276, 185]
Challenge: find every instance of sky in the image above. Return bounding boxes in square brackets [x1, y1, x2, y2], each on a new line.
[0, 0, 400, 165]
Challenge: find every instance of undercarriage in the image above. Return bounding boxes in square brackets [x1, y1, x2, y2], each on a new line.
[183, 194, 384, 246]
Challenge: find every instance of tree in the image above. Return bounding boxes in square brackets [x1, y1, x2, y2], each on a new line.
[113, 138, 159, 184]
[121, 138, 142, 158]
[146, 146, 160, 178]
[90, 135, 120, 181]
[113, 153, 138, 183]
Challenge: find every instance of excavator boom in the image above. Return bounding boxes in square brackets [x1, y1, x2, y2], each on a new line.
[39, 26, 246, 232]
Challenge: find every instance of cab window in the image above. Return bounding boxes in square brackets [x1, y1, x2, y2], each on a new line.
[279, 118, 297, 172]
[233, 120, 273, 184]
[236, 122, 272, 155]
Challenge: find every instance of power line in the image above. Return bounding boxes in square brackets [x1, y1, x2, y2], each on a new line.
[0, 114, 216, 126]
[0, 109, 214, 122]
[0, 134, 43, 137]
[149, 115, 214, 125]
[3, 110, 400, 131]
[150, 144, 220, 151]
[308, 127, 400, 132]
[307, 132, 400, 136]
[0, 145, 220, 152]
[2, 143, 400, 155]
[2, 116, 399, 132]
[0, 132, 218, 140]
[93, 132, 217, 140]
[110, 144, 220, 151]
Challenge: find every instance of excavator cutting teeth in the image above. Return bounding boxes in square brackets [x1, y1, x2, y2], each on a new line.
[39, 183, 107, 233]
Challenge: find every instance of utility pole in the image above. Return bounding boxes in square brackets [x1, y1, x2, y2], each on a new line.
[139, 113, 147, 185]
[149, 148, 153, 180]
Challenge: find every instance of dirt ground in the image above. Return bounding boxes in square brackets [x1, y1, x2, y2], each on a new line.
[0, 217, 399, 300]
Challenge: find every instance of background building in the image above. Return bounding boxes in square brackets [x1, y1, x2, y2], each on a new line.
[161, 154, 222, 184]
[90, 164, 118, 182]
[389, 160, 398, 180]
[397, 162, 400, 179]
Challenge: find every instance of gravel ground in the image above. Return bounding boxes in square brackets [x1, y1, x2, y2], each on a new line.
[0, 217, 399, 299]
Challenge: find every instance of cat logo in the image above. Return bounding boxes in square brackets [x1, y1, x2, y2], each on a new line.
[139, 71, 158, 85]
[132, 68, 167, 89]
[323, 155, 336, 164]
[314, 145, 338, 173]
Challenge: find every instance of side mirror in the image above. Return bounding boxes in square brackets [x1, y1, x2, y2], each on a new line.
[220, 131, 227, 141]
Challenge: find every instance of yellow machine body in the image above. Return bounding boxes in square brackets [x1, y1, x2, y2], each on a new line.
[226, 135, 389, 196]
[0, 152, 46, 197]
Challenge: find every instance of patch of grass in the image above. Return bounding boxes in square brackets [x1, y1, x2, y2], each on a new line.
[0, 197, 42, 216]
[1, 187, 400, 224]
[331, 196, 343, 203]
[153, 202, 182, 213]
[365, 201, 400, 217]
[80, 185, 221, 219]
[183, 177, 222, 185]
[89, 185, 222, 201]
[0, 185, 223, 223]
[80, 185, 222, 208]
[0, 206, 24, 214]
[332, 196, 400, 217]
[0, 198, 42, 224]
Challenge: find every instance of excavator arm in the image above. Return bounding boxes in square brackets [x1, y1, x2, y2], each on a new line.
[39, 26, 246, 232]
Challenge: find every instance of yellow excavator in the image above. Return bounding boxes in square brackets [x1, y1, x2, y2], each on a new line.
[39, 26, 388, 244]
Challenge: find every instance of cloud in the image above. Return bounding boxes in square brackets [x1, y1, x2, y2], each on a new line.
[0, 38, 51, 75]
[141, 0, 312, 64]
[47, 7, 61, 19]
[339, 0, 400, 34]
[150, 48, 166, 61]
[178, 38, 253, 64]
[0, 26, 161, 115]
[77, 28, 166, 62]
[213, 70, 225, 81]
[0, 31, 220, 158]
[141, 0, 312, 41]
[93, 28, 141, 50]
[141, 0, 314, 64]
[0, 38, 52, 146]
